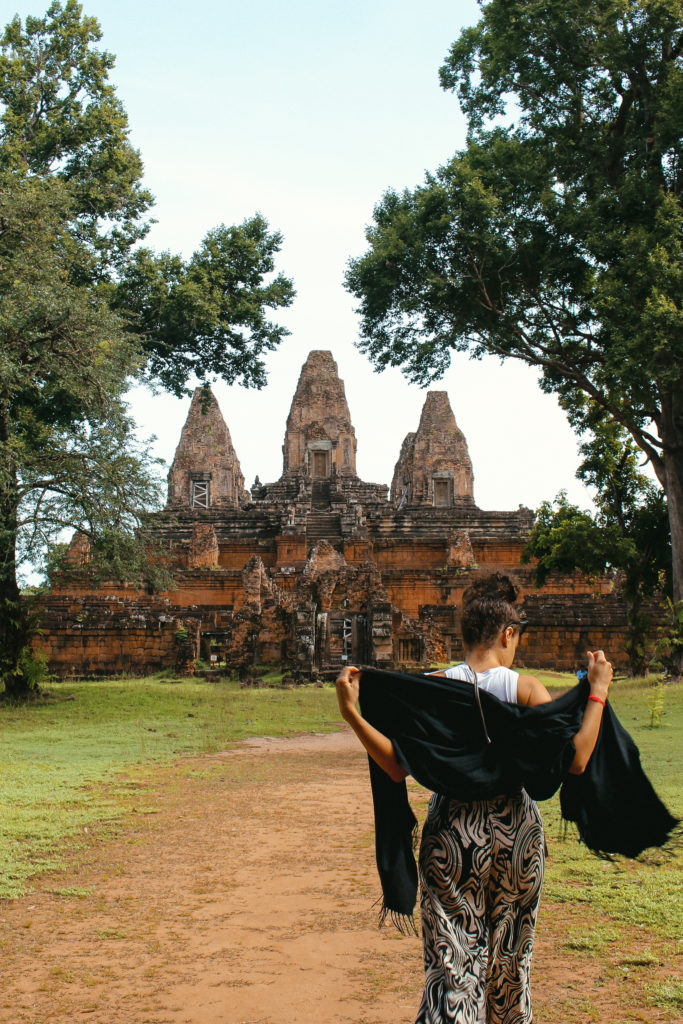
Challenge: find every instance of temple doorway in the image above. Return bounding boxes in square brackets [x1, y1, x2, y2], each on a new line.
[433, 479, 450, 506]
[312, 451, 328, 478]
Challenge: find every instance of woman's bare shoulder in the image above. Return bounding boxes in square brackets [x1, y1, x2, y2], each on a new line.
[517, 673, 552, 706]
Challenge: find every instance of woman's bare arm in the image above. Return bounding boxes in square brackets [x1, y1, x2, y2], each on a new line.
[335, 666, 408, 782]
[515, 657, 613, 773]
[568, 651, 613, 774]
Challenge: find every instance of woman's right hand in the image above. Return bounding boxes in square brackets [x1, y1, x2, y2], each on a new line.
[586, 650, 613, 701]
[569, 650, 614, 774]
[336, 665, 360, 721]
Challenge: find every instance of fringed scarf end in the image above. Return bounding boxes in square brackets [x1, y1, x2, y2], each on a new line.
[374, 895, 418, 935]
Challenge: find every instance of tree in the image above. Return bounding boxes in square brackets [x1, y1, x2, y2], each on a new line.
[0, 171, 162, 696]
[345, 0, 683, 612]
[523, 415, 671, 673]
[0, 2, 294, 697]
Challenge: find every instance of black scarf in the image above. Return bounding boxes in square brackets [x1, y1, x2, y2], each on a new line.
[358, 668, 677, 925]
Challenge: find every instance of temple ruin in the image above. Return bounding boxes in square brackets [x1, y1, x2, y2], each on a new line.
[39, 350, 632, 678]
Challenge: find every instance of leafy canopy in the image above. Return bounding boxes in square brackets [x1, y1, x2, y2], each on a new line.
[345, 0, 682, 607]
[0, 0, 153, 268]
[118, 216, 296, 396]
[0, 0, 295, 396]
[523, 419, 671, 595]
[346, 0, 682, 474]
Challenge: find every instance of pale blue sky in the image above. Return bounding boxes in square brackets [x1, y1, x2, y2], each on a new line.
[8, 0, 594, 510]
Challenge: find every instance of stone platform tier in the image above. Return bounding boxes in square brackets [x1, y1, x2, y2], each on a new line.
[365, 504, 534, 543]
[146, 508, 283, 543]
[141, 499, 536, 576]
[252, 473, 388, 507]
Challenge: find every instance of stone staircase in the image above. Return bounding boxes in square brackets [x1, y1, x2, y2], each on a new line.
[311, 480, 331, 508]
[305, 510, 343, 551]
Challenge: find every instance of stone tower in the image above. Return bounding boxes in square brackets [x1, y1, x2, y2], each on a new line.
[390, 391, 474, 506]
[167, 387, 247, 508]
[281, 350, 357, 479]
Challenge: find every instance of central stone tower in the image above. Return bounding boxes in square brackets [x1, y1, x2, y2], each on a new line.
[253, 349, 387, 508]
[281, 350, 357, 479]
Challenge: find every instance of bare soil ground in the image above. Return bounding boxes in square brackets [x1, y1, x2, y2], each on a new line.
[0, 729, 676, 1024]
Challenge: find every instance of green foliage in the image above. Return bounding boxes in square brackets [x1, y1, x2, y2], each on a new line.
[654, 598, 683, 678]
[524, 409, 671, 589]
[0, 171, 165, 694]
[346, 0, 683, 602]
[523, 415, 671, 672]
[575, 412, 672, 596]
[0, 594, 48, 696]
[117, 216, 295, 397]
[0, 2, 294, 397]
[16, 645, 48, 689]
[523, 491, 621, 584]
[0, 0, 153, 269]
[46, 527, 175, 591]
[0, 1, 162, 696]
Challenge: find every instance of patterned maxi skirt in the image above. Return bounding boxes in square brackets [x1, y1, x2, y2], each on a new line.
[415, 790, 545, 1024]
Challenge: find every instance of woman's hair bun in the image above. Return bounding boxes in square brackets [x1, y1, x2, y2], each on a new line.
[462, 572, 518, 608]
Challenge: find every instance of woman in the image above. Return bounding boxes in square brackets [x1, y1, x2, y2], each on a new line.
[336, 573, 613, 1024]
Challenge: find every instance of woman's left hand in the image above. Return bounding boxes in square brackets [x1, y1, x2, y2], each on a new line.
[336, 665, 360, 721]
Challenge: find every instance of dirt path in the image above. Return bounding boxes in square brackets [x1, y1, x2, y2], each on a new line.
[0, 729, 674, 1023]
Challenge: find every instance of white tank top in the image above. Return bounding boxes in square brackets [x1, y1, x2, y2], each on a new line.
[443, 663, 519, 705]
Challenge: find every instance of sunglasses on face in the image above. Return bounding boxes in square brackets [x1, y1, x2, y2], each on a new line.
[504, 619, 528, 637]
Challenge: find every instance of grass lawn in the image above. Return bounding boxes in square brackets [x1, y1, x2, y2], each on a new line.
[535, 672, 683, 1017]
[1, 669, 681, 987]
[0, 673, 342, 898]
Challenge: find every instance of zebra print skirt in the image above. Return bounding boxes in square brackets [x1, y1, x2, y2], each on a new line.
[415, 790, 545, 1024]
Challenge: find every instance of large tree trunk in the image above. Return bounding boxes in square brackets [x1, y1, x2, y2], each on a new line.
[0, 406, 35, 699]
[0, 506, 33, 698]
[663, 454, 683, 606]
[659, 390, 683, 677]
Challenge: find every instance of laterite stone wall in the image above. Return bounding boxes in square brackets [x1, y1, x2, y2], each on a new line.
[33, 596, 191, 678]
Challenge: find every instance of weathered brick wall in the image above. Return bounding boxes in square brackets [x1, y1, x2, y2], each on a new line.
[391, 592, 637, 672]
[516, 593, 664, 673]
[33, 596, 192, 678]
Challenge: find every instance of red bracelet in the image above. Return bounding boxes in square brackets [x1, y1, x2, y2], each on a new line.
[588, 694, 606, 708]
